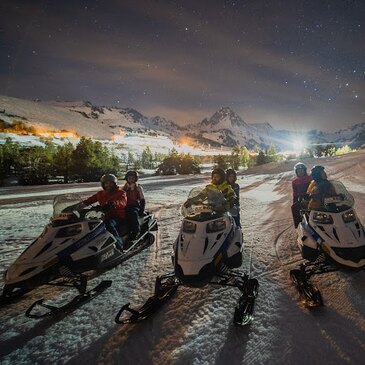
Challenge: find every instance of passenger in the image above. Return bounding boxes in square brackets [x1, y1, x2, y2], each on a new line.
[122, 170, 146, 241]
[307, 166, 336, 210]
[226, 168, 241, 227]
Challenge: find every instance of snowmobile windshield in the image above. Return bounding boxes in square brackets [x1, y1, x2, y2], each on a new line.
[321, 180, 355, 213]
[53, 194, 83, 220]
[181, 186, 228, 218]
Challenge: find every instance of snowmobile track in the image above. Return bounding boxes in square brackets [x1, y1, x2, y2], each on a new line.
[273, 224, 293, 264]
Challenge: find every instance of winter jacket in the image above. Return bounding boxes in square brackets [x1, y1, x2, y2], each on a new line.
[292, 175, 312, 203]
[307, 180, 337, 210]
[205, 181, 238, 207]
[228, 182, 240, 203]
[83, 187, 127, 220]
[122, 183, 146, 212]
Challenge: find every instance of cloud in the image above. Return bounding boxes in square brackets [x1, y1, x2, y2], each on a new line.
[1, 0, 364, 130]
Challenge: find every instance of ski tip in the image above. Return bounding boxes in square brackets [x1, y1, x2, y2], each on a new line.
[114, 302, 130, 324]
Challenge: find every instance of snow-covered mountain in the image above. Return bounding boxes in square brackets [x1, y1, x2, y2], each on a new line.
[0, 95, 183, 140]
[187, 106, 365, 150]
[187, 107, 298, 150]
[1, 95, 364, 150]
[306, 123, 365, 148]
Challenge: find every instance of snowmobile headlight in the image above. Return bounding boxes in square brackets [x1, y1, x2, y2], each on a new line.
[342, 210, 356, 223]
[183, 220, 196, 233]
[313, 212, 333, 224]
[206, 219, 226, 233]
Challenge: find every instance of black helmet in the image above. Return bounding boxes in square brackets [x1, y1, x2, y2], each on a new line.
[311, 165, 325, 182]
[101, 174, 118, 189]
[226, 168, 237, 182]
[294, 162, 307, 176]
[211, 168, 226, 185]
[124, 170, 139, 181]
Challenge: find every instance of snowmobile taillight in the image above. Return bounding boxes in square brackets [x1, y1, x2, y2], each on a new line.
[206, 219, 226, 233]
[183, 220, 196, 233]
[313, 212, 333, 225]
[342, 210, 356, 223]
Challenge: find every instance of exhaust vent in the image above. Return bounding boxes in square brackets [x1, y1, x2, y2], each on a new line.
[332, 228, 340, 242]
[34, 241, 53, 258]
[20, 267, 36, 277]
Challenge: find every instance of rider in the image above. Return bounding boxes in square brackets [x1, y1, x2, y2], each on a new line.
[291, 162, 312, 227]
[307, 165, 336, 210]
[207, 168, 238, 207]
[184, 168, 238, 214]
[226, 168, 241, 227]
[82, 174, 126, 251]
[122, 170, 146, 241]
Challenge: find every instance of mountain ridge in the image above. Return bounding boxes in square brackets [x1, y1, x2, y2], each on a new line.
[1, 95, 364, 150]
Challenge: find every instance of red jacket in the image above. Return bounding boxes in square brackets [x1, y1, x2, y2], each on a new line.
[292, 175, 312, 203]
[122, 183, 145, 206]
[83, 187, 127, 220]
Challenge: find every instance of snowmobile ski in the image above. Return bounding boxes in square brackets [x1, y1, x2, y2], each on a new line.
[25, 280, 112, 319]
[115, 274, 179, 324]
[290, 268, 323, 307]
[0, 288, 29, 307]
[233, 278, 259, 325]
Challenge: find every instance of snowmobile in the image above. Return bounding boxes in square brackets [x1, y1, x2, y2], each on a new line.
[290, 180, 365, 307]
[0, 193, 157, 317]
[115, 186, 259, 326]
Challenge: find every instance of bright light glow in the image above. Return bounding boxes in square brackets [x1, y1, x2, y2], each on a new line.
[35, 129, 78, 138]
[112, 130, 126, 143]
[178, 143, 195, 154]
[292, 137, 307, 155]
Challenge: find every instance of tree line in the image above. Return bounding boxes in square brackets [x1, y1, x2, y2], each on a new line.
[0, 137, 120, 185]
[0, 136, 354, 186]
[0, 137, 283, 185]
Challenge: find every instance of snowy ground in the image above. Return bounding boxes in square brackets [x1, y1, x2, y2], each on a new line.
[0, 151, 364, 365]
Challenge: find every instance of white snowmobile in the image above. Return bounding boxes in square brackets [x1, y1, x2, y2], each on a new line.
[290, 180, 365, 307]
[115, 186, 259, 326]
[0, 193, 157, 317]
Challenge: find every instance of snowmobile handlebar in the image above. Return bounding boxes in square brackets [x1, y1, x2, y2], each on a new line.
[55, 206, 104, 224]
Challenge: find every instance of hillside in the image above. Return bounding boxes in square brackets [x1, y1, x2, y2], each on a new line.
[1, 95, 364, 151]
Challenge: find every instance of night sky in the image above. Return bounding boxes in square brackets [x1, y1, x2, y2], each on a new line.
[0, 0, 364, 131]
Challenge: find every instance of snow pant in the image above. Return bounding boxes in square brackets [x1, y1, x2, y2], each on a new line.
[126, 205, 141, 234]
[105, 218, 125, 250]
[291, 202, 302, 228]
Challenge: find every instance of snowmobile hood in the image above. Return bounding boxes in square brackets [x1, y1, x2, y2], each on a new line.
[5, 220, 106, 285]
[300, 207, 365, 268]
[174, 213, 242, 277]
